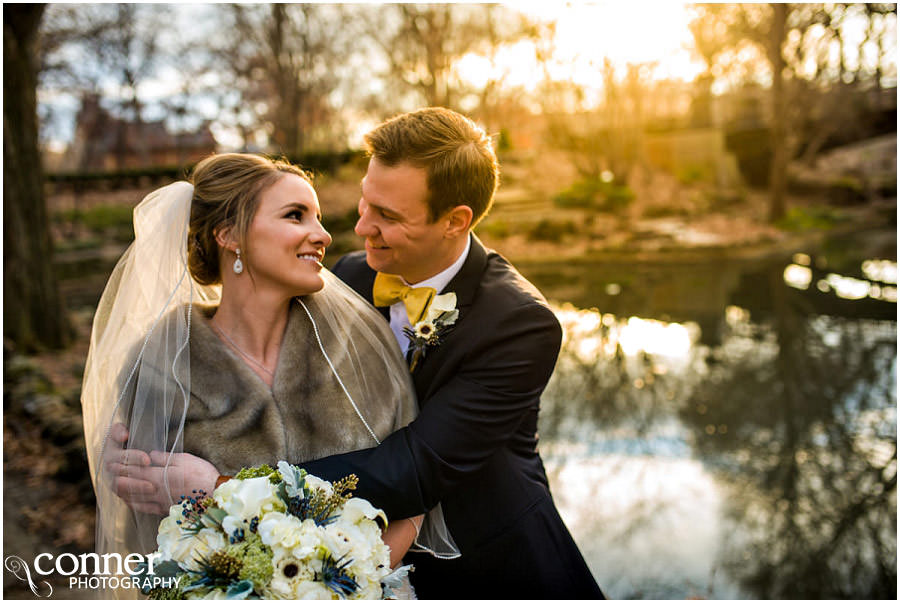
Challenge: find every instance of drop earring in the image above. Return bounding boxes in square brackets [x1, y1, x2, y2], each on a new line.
[233, 248, 244, 274]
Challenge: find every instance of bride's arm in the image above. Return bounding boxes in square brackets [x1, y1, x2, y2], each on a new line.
[382, 514, 423, 568]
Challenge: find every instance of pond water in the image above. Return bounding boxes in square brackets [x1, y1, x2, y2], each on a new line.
[521, 229, 897, 599]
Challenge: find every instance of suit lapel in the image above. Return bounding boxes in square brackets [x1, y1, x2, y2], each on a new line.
[441, 234, 487, 309]
[412, 234, 488, 395]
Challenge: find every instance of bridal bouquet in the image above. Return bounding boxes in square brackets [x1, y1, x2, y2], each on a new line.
[142, 461, 409, 599]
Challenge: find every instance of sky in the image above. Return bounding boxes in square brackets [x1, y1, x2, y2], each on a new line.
[511, 1, 704, 83]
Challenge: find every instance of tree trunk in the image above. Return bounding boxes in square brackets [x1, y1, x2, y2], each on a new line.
[3, 4, 71, 351]
[767, 3, 788, 223]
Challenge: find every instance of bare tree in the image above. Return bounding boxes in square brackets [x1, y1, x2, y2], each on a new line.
[467, 6, 549, 136]
[212, 4, 349, 154]
[40, 3, 166, 168]
[542, 58, 655, 184]
[4, 3, 71, 350]
[96, 4, 163, 166]
[365, 4, 539, 114]
[767, 3, 789, 221]
[39, 3, 115, 161]
[689, 3, 897, 222]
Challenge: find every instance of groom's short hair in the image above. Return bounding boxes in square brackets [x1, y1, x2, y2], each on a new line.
[364, 107, 499, 226]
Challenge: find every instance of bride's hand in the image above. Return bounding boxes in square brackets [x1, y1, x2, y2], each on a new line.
[105, 424, 220, 515]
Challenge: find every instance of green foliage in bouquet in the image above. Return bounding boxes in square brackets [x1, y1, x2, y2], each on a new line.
[235, 463, 283, 484]
[228, 533, 275, 590]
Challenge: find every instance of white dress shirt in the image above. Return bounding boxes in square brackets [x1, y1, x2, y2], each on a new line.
[389, 236, 471, 354]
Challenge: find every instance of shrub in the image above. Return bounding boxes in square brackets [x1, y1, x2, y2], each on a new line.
[527, 219, 576, 242]
[553, 176, 634, 212]
[676, 163, 710, 184]
[476, 220, 511, 239]
[776, 206, 847, 231]
[553, 178, 602, 208]
[497, 128, 513, 153]
[602, 184, 635, 211]
[826, 176, 866, 205]
[54, 205, 135, 241]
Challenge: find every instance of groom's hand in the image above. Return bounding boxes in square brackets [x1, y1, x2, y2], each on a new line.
[103, 422, 157, 513]
[105, 423, 220, 515]
[110, 451, 220, 515]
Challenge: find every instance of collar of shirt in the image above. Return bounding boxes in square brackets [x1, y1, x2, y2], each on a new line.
[389, 236, 471, 354]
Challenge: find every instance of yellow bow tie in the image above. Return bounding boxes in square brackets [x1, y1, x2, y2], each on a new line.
[373, 272, 436, 325]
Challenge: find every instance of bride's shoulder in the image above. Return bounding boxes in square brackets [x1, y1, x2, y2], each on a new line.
[150, 302, 219, 332]
[135, 302, 220, 357]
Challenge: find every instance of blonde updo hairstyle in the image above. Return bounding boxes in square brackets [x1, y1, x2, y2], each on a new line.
[188, 153, 312, 285]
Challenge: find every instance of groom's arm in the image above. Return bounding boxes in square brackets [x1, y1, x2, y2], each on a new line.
[300, 300, 561, 520]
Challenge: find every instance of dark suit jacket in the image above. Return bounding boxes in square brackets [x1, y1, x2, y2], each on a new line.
[302, 236, 603, 599]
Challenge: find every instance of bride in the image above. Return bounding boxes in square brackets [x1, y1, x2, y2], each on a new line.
[81, 153, 455, 596]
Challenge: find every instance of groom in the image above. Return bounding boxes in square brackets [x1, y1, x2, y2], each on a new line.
[300, 108, 603, 599]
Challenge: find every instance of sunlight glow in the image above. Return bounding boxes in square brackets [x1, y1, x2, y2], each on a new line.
[555, 304, 695, 362]
[518, 1, 702, 77]
[784, 264, 814, 290]
[786, 260, 898, 302]
[823, 273, 877, 300]
[460, 2, 707, 99]
[619, 317, 693, 358]
[862, 259, 898, 284]
[725, 305, 751, 326]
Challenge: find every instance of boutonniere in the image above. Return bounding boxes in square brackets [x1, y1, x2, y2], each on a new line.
[403, 292, 459, 372]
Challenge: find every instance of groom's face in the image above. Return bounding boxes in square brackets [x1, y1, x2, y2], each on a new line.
[356, 158, 450, 284]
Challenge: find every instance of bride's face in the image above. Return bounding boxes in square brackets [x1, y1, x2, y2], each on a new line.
[242, 173, 332, 296]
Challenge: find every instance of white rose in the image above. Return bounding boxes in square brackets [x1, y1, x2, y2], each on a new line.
[258, 513, 324, 559]
[213, 476, 283, 521]
[257, 512, 302, 549]
[292, 520, 326, 559]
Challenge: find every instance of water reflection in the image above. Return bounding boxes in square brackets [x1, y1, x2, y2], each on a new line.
[536, 247, 897, 599]
[785, 257, 899, 302]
